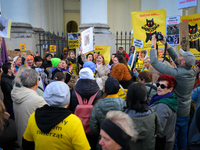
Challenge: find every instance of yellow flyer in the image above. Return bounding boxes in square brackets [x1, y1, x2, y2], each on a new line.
[86, 45, 110, 65]
[50, 45, 57, 53]
[181, 13, 200, 60]
[20, 44, 26, 52]
[131, 9, 167, 51]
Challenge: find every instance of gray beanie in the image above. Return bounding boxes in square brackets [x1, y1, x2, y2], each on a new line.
[43, 81, 70, 107]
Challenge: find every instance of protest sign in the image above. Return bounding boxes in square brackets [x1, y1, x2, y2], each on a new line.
[7, 50, 20, 58]
[181, 13, 200, 59]
[131, 9, 166, 50]
[178, 0, 197, 9]
[20, 44, 26, 53]
[0, 16, 12, 38]
[166, 16, 180, 45]
[81, 27, 95, 54]
[50, 45, 57, 54]
[68, 33, 80, 49]
[179, 20, 189, 51]
[133, 39, 144, 48]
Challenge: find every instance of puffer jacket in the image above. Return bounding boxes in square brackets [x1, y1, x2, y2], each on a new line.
[90, 94, 126, 135]
[150, 47, 196, 118]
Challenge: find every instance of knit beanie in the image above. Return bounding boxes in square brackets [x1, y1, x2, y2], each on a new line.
[105, 77, 120, 95]
[45, 53, 52, 58]
[83, 61, 95, 72]
[43, 81, 70, 107]
[26, 55, 34, 62]
[51, 58, 61, 67]
[79, 68, 94, 79]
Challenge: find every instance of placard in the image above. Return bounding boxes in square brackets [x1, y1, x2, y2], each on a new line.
[68, 33, 80, 49]
[81, 27, 95, 54]
[178, 0, 197, 9]
[166, 16, 180, 45]
[133, 38, 144, 48]
[7, 50, 21, 58]
[179, 20, 189, 51]
[20, 44, 26, 52]
[0, 16, 12, 38]
[50, 45, 56, 53]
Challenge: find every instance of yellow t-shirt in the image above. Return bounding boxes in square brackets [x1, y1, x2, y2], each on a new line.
[135, 59, 143, 72]
[23, 113, 91, 150]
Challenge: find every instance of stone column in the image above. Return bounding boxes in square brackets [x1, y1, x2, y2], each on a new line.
[79, 0, 115, 54]
[48, 0, 54, 33]
[41, 0, 50, 32]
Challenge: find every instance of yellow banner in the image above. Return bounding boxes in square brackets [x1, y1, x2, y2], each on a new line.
[68, 40, 79, 49]
[181, 13, 200, 60]
[20, 44, 26, 52]
[50, 45, 56, 53]
[131, 9, 167, 51]
[86, 45, 110, 65]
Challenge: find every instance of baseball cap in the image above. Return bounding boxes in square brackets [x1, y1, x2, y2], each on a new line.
[179, 48, 195, 67]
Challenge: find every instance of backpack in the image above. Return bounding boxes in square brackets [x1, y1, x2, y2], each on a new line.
[74, 89, 99, 135]
[145, 83, 157, 100]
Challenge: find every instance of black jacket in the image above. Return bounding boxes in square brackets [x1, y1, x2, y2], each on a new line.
[41, 60, 52, 76]
[70, 79, 103, 113]
[1, 72, 15, 107]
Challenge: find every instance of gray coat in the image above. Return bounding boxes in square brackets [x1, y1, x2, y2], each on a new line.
[150, 48, 196, 118]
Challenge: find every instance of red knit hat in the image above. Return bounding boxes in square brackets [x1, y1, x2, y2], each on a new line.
[26, 55, 34, 62]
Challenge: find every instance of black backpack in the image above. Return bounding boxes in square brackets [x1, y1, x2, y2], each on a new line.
[145, 83, 157, 100]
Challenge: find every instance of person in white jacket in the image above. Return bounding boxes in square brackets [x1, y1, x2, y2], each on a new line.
[11, 69, 47, 149]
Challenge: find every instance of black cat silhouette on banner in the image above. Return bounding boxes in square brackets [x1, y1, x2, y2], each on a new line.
[181, 13, 200, 60]
[131, 9, 166, 51]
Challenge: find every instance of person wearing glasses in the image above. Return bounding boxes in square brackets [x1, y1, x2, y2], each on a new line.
[150, 33, 196, 150]
[149, 74, 178, 150]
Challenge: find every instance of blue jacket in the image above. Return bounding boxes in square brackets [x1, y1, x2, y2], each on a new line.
[191, 86, 200, 104]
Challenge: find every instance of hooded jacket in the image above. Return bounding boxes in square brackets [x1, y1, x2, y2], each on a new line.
[1, 72, 15, 107]
[70, 79, 103, 113]
[22, 105, 90, 150]
[11, 86, 47, 147]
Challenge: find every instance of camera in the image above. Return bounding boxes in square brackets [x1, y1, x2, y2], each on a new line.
[149, 32, 163, 41]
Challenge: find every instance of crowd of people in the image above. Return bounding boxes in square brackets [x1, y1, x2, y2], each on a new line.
[0, 33, 200, 150]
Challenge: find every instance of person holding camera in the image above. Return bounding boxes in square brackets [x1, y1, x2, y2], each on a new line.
[150, 33, 196, 150]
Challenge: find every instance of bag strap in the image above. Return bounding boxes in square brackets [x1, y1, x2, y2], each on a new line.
[119, 84, 127, 96]
[88, 90, 99, 105]
[74, 89, 84, 105]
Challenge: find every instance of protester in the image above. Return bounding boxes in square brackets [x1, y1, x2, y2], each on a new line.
[26, 55, 34, 67]
[135, 50, 147, 73]
[90, 77, 126, 149]
[149, 74, 178, 150]
[52, 72, 66, 82]
[106, 54, 116, 69]
[129, 46, 135, 56]
[67, 50, 79, 75]
[93, 52, 98, 63]
[0, 100, 18, 150]
[22, 81, 91, 150]
[95, 54, 109, 82]
[116, 46, 129, 61]
[193, 61, 200, 89]
[125, 82, 163, 150]
[138, 71, 157, 103]
[99, 111, 138, 150]
[41, 53, 53, 77]
[11, 69, 47, 148]
[150, 33, 196, 150]
[33, 56, 43, 69]
[13, 56, 23, 72]
[1, 62, 15, 120]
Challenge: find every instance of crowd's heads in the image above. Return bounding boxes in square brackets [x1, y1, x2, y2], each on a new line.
[110, 63, 132, 81]
[143, 57, 150, 68]
[86, 53, 93, 61]
[118, 46, 124, 54]
[156, 74, 176, 96]
[43, 81, 70, 108]
[126, 82, 148, 113]
[96, 54, 105, 65]
[178, 48, 195, 67]
[105, 77, 120, 95]
[61, 60, 69, 70]
[19, 69, 39, 88]
[99, 111, 137, 150]
[79, 68, 94, 80]
[26, 55, 34, 67]
[34, 56, 43, 67]
[51, 58, 61, 68]
[2, 62, 12, 74]
[68, 50, 75, 59]
[53, 72, 66, 82]
[83, 61, 95, 72]
[45, 53, 52, 61]
[109, 53, 116, 65]
[138, 71, 152, 83]
[14, 65, 30, 86]
[13, 56, 22, 66]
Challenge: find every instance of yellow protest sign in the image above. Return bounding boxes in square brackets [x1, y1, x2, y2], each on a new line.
[20, 44, 26, 52]
[86, 45, 110, 65]
[50, 45, 56, 53]
[181, 13, 200, 60]
[131, 9, 167, 51]
[68, 33, 80, 49]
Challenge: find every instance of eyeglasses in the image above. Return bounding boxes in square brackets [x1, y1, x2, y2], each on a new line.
[156, 82, 170, 89]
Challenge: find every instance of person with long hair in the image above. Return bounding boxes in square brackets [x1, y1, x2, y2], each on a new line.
[67, 50, 79, 75]
[149, 74, 178, 150]
[106, 54, 116, 69]
[125, 82, 163, 150]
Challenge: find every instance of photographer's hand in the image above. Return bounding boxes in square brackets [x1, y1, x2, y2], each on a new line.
[151, 34, 157, 47]
[160, 33, 171, 49]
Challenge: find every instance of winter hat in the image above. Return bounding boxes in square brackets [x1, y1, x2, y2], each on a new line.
[79, 68, 94, 79]
[13, 56, 19, 63]
[51, 58, 61, 67]
[43, 81, 70, 107]
[83, 61, 95, 72]
[179, 48, 195, 67]
[26, 55, 34, 62]
[105, 77, 120, 95]
[45, 53, 52, 58]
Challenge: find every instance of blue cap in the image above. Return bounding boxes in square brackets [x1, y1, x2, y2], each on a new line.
[83, 61, 95, 72]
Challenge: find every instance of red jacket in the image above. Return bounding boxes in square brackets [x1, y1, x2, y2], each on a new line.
[116, 52, 129, 61]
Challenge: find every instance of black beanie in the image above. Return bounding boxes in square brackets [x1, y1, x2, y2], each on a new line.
[105, 77, 120, 95]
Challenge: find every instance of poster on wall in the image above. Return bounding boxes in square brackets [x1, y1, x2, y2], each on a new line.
[68, 33, 80, 49]
[181, 13, 200, 60]
[166, 16, 180, 45]
[50, 45, 57, 54]
[178, 0, 197, 9]
[131, 9, 167, 51]
[81, 27, 95, 54]
[0, 16, 12, 38]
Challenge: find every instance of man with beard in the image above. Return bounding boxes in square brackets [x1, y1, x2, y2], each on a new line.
[150, 33, 196, 150]
[116, 46, 129, 61]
